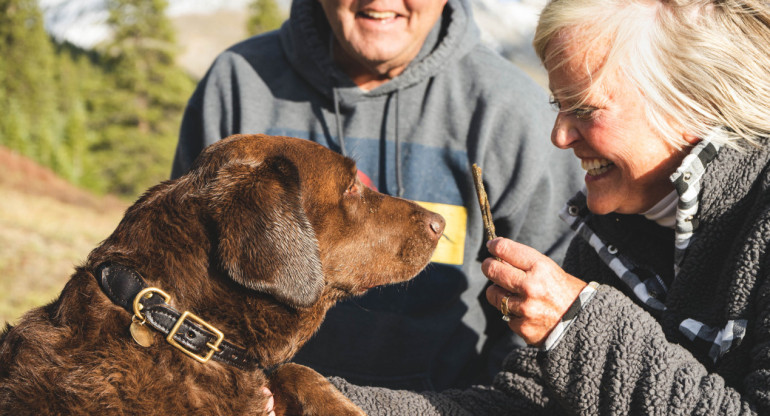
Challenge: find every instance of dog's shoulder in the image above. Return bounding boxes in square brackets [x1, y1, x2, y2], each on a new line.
[0, 268, 109, 365]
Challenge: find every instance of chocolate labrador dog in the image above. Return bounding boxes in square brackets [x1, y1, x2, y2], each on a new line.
[0, 134, 445, 415]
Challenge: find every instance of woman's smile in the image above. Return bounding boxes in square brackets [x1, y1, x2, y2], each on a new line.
[580, 158, 614, 176]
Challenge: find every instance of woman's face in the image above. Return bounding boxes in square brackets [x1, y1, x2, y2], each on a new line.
[546, 34, 693, 215]
[318, 0, 447, 83]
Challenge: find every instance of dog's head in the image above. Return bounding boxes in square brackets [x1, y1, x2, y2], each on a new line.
[183, 134, 444, 309]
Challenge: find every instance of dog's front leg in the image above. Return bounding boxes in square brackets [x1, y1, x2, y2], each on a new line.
[269, 363, 366, 416]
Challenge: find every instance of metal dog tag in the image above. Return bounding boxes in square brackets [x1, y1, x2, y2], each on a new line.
[129, 320, 155, 347]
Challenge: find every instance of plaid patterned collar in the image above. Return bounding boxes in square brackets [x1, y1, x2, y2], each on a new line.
[560, 131, 724, 310]
[556, 130, 746, 361]
[670, 132, 723, 275]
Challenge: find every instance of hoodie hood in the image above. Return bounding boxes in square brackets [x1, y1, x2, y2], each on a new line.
[279, 0, 480, 109]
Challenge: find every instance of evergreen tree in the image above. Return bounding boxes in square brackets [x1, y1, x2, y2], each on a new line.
[0, 0, 195, 199]
[53, 47, 93, 186]
[246, 0, 285, 36]
[2, 99, 30, 156]
[98, 0, 195, 196]
[60, 98, 90, 184]
[0, 0, 58, 162]
[54, 42, 114, 193]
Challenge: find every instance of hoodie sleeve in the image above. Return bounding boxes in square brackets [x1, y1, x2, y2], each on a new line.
[467, 49, 583, 266]
[171, 92, 207, 178]
[493, 142, 581, 265]
[171, 52, 241, 179]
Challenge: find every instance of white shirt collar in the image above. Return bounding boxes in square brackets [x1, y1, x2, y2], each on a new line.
[642, 190, 678, 228]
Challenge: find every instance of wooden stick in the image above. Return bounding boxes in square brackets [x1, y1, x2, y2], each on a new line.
[471, 163, 497, 241]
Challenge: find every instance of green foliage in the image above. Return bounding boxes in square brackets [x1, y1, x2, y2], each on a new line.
[246, 0, 285, 36]
[0, 0, 58, 163]
[90, 0, 195, 196]
[0, 0, 195, 199]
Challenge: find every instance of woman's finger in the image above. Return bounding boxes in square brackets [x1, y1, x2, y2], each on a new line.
[482, 238, 589, 345]
[482, 256, 527, 290]
[486, 284, 525, 331]
[486, 284, 519, 315]
[487, 237, 543, 271]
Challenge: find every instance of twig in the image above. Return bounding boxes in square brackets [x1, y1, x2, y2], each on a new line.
[471, 163, 497, 241]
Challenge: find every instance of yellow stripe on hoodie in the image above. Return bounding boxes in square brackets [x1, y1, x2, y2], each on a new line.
[415, 201, 466, 265]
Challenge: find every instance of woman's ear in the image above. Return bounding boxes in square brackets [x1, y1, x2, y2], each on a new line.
[682, 132, 702, 145]
[207, 156, 324, 309]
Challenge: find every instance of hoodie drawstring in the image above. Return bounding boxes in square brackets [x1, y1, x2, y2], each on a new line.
[328, 33, 404, 197]
[333, 88, 347, 157]
[394, 90, 403, 198]
[329, 33, 347, 157]
[332, 88, 404, 197]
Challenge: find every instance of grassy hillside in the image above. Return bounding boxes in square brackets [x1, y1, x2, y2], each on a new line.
[0, 146, 128, 325]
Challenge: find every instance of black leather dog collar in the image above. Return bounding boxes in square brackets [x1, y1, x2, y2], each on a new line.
[96, 263, 257, 371]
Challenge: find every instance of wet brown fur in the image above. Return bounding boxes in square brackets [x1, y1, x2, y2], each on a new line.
[0, 134, 444, 415]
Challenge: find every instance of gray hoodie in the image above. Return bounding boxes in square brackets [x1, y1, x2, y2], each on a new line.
[171, 0, 583, 390]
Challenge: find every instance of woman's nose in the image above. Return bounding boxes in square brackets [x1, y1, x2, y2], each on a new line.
[551, 113, 580, 149]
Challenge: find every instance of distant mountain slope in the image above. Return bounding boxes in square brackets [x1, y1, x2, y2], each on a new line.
[0, 147, 128, 325]
[171, 9, 251, 79]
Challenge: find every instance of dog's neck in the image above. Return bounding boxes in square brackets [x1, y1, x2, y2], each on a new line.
[90, 261, 342, 371]
[96, 262, 262, 370]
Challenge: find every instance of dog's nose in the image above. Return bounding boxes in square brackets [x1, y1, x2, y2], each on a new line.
[427, 213, 445, 238]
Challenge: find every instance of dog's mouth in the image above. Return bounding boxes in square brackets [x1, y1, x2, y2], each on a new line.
[331, 274, 404, 296]
[353, 266, 425, 295]
[356, 285, 376, 294]
[350, 279, 384, 294]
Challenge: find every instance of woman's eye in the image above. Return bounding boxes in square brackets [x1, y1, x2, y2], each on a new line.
[573, 107, 596, 120]
[548, 97, 561, 111]
[550, 97, 596, 120]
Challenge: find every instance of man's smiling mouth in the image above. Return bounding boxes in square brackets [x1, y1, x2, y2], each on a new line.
[359, 10, 398, 21]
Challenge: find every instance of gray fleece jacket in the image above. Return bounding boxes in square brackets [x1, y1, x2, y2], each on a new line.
[331, 137, 770, 414]
[171, 0, 582, 390]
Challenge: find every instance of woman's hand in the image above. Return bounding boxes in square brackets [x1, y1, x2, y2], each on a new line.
[483, 237, 587, 346]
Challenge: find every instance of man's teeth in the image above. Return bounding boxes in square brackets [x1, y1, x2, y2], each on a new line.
[581, 158, 613, 176]
[361, 10, 397, 19]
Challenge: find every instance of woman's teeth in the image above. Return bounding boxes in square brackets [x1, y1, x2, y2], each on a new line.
[581, 158, 613, 176]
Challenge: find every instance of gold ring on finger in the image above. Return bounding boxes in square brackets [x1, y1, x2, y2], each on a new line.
[501, 294, 512, 322]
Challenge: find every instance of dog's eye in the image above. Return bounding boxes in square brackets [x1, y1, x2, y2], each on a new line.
[345, 182, 360, 197]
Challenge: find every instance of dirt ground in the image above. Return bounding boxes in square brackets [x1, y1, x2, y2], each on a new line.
[0, 146, 128, 325]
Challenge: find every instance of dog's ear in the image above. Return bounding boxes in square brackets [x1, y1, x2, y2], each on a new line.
[208, 156, 324, 309]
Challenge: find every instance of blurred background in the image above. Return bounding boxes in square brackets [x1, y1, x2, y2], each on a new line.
[0, 0, 547, 325]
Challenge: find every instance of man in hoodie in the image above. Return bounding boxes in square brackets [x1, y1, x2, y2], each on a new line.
[171, 0, 582, 391]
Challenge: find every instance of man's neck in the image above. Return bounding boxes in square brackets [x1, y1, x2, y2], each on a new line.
[331, 42, 408, 92]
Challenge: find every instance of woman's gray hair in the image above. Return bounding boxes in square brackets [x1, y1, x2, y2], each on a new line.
[533, 0, 770, 149]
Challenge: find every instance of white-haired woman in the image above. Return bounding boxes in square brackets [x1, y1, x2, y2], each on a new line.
[326, 0, 770, 413]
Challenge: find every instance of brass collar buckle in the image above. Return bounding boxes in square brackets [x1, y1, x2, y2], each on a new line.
[133, 287, 170, 322]
[132, 287, 225, 364]
[167, 310, 225, 364]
